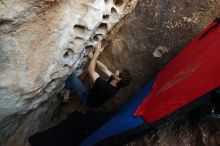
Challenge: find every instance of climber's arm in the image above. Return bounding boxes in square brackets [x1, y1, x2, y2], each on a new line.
[88, 44, 103, 82]
[96, 61, 112, 77]
[88, 52, 113, 77]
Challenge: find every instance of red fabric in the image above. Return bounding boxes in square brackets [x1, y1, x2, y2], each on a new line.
[135, 19, 220, 124]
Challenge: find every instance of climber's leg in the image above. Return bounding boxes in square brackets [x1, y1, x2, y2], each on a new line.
[65, 73, 88, 104]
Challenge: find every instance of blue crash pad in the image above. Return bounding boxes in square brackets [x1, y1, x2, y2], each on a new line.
[81, 80, 154, 146]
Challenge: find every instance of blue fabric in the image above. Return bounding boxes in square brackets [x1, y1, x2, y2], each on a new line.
[81, 80, 155, 146]
[65, 73, 88, 104]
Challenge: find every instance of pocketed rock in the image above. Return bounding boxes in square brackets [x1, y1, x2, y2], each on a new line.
[0, 0, 138, 145]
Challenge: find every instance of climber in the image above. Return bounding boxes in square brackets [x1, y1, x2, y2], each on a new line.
[64, 43, 132, 108]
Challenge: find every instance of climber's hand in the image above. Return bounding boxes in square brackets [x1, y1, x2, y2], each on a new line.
[88, 52, 93, 59]
[95, 43, 104, 54]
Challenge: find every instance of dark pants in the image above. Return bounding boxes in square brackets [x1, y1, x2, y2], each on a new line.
[65, 73, 88, 104]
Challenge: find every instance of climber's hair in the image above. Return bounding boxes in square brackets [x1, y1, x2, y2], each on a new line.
[117, 69, 132, 88]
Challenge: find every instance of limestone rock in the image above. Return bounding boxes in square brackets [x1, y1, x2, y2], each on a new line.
[0, 0, 138, 145]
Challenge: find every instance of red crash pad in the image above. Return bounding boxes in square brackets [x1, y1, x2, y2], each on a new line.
[135, 18, 220, 124]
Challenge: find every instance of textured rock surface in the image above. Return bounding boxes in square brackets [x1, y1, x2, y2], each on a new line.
[0, 0, 138, 145]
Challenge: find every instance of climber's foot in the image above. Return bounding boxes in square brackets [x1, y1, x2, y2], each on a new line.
[63, 90, 70, 102]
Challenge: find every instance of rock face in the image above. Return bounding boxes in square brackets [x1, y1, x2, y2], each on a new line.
[0, 0, 138, 145]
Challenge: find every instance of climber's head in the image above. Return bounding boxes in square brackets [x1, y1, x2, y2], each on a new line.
[112, 69, 132, 88]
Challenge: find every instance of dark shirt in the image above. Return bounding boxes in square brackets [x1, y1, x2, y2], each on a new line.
[87, 76, 120, 108]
